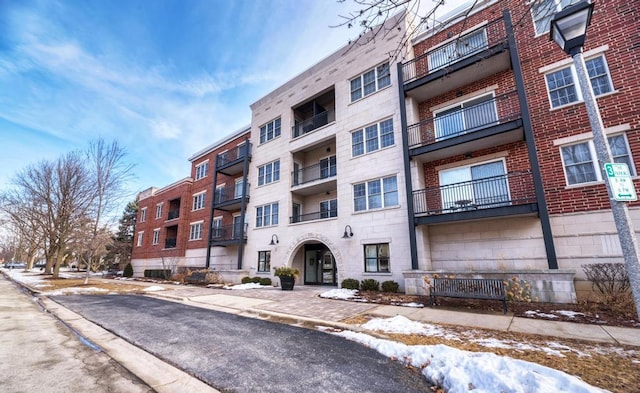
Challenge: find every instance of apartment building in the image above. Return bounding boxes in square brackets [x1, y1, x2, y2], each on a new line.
[131, 126, 250, 277]
[399, 0, 639, 301]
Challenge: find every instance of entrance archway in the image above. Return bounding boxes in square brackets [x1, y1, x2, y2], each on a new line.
[283, 233, 344, 287]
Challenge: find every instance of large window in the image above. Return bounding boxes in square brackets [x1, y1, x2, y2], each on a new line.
[364, 243, 390, 273]
[258, 160, 280, 186]
[256, 203, 279, 228]
[353, 176, 398, 212]
[320, 156, 337, 179]
[189, 222, 203, 240]
[140, 207, 147, 223]
[439, 160, 509, 209]
[259, 118, 281, 144]
[152, 229, 160, 245]
[137, 232, 144, 247]
[561, 134, 635, 185]
[434, 94, 497, 140]
[211, 218, 222, 239]
[350, 63, 390, 102]
[195, 161, 209, 180]
[532, 0, 574, 35]
[258, 251, 271, 273]
[545, 55, 613, 108]
[352, 119, 394, 156]
[193, 192, 206, 211]
[320, 199, 338, 219]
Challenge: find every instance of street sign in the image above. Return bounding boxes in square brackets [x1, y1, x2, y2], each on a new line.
[604, 163, 637, 201]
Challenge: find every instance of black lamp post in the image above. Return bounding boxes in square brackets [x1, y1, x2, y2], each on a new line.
[550, 0, 640, 319]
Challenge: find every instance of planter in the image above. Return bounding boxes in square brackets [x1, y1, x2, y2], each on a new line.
[279, 275, 295, 290]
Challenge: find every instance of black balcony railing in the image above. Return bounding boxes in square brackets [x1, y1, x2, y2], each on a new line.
[292, 109, 335, 138]
[407, 90, 520, 149]
[216, 143, 251, 168]
[167, 209, 180, 220]
[164, 238, 177, 248]
[292, 161, 337, 186]
[210, 223, 248, 241]
[401, 17, 507, 84]
[214, 184, 250, 204]
[412, 171, 535, 216]
[290, 209, 337, 224]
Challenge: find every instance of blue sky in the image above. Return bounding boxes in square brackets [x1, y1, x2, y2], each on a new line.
[0, 0, 456, 205]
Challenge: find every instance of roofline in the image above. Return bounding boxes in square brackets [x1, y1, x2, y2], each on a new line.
[188, 124, 251, 162]
[138, 177, 193, 201]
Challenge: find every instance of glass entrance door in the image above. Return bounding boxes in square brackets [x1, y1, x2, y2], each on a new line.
[303, 244, 336, 285]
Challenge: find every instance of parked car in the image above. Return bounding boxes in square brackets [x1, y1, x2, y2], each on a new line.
[3, 261, 27, 269]
[34, 261, 47, 269]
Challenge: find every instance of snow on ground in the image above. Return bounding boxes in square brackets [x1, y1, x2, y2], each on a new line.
[223, 283, 268, 290]
[142, 286, 165, 292]
[320, 288, 359, 300]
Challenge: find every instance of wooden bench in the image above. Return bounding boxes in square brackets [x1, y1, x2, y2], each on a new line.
[184, 272, 207, 284]
[429, 278, 507, 314]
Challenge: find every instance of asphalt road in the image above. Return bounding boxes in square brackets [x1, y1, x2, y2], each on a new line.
[52, 294, 433, 393]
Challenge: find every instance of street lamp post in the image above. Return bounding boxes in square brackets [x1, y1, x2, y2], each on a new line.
[550, 0, 640, 319]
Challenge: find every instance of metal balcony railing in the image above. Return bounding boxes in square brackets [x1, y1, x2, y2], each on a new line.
[290, 209, 338, 224]
[401, 17, 507, 84]
[210, 223, 248, 241]
[164, 238, 177, 248]
[216, 143, 252, 168]
[167, 209, 180, 220]
[412, 171, 535, 216]
[292, 161, 337, 186]
[407, 90, 521, 149]
[214, 184, 250, 204]
[292, 109, 335, 138]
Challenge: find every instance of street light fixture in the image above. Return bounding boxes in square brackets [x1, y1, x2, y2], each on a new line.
[550, 0, 640, 319]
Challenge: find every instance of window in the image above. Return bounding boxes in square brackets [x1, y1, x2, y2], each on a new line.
[352, 119, 394, 156]
[350, 63, 390, 102]
[439, 160, 509, 209]
[189, 222, 203, 240]
[155, 204, 163, 219]
[532, 0, 574, 35]
[320, 156, 337, 178]
[353, 176, 398, 212]
[211, 218, 223, 239]
[137, 232, 144, 247]
[364, 243, 390, 273]
[259, 118, 281, 144]
[152, 229, 160, 245]
[561, 134, 635, 185]
[258, 160, 280, 186]
[234, 179, 245, 198]
[434, 94, 497, 140]
[545, 55, 613, 108]
[193, 192, 206, 211]
[320, 199, 337, 219]
[140, 207, 147, 223]
[258, 251, 271, 273]
[256, 203, 279, 228]
[195, 161, 209, 180]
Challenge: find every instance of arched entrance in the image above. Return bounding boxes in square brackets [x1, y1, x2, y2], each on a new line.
[303, 244, 337, 285]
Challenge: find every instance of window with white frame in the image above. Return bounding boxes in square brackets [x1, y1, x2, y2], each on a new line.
[189, 222, 203, 240]
[364, 243, 390, 273]
[531, 0, 574, 35]
[259, 118, 281, 144]
[155, 203, 163, 219]
[320, 199, 337, 219]
[137, 232, 144, 247]
[545, 55, 613, 108]
[211, 218, 223, 239]
[439, 160, 509, 209]
[195, 161, 209, 180]
[258, 251, 271, 273]
[152, 229, 160, 245]
[353, 176, 399, 212]
[192, 192, 206, 211]
[350, 63, 390, 102]
[352, 119, 394, 156]
[560, 134, 635, 185]
[234, 178, 245, 198]
[434, 93, 497, 140]
[258, 160, 280, 186]
[256, 203, 279, 227]
[140, 207, 147, 222]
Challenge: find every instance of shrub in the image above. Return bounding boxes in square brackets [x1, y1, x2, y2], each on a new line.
[341, 278, 360, 290]
[503, 277, 532, 302]
[259, 277, 272, 286]
[360, 278, 380, 291]
[251, 277, 262, 283]
[123, 263, 133, 278]
[144, 269, 171, 279]
[582, 263, 634, 314]
[273, 266, 299, 277]
[241, 276, 252, 284]
[381, 280, 399, 293]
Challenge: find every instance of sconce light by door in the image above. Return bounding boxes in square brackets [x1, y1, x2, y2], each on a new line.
[342, 225, 354, 239]
[269, 234, 279, 245]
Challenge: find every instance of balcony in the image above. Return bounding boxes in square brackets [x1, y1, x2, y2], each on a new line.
[216, 143, 251, 176]
[164, 238, 177, 249]
[214, 184, 249, 211]
[292, 109, 336, 138]
[401, 17, 510, 101]
[167, 209, 180, 220]
[291, 159, 337, 196]
[166, 198, 181, 221]
[292, 89, 336, 140]
[210, 223, 248, 246]
[412, 171, 537, 224]
[407, 90, 523, 162]
[290, 209, 338, 224]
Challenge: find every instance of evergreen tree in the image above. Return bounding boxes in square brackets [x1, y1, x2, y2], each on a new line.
[105, 200, 138, 269]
